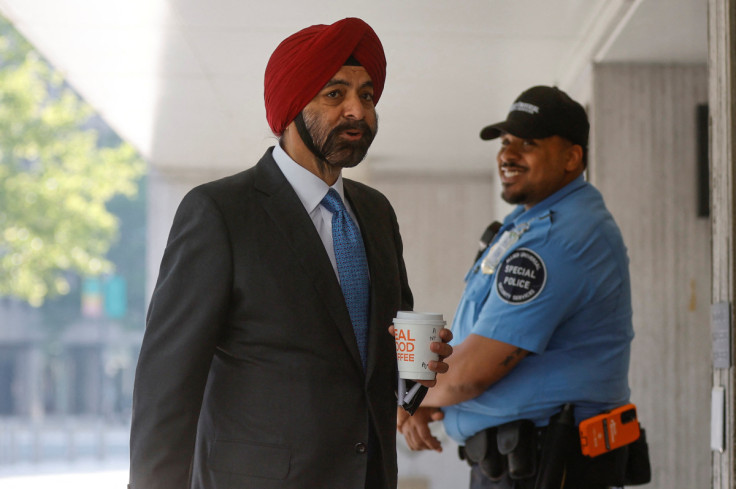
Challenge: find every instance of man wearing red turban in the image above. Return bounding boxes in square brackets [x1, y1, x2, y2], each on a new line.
[129, 17, 452, 489]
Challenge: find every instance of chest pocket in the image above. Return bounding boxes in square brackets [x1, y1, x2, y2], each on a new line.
[463, 267, 496, 306]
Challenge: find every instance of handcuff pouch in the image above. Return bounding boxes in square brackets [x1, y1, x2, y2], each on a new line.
[463, 427, 505, 481]
[497, 419, 537, 479]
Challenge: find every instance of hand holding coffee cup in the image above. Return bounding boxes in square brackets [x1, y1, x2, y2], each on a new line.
[393, 311, 447, 380]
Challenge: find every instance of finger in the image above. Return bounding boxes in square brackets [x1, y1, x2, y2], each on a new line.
[439, 328, 453, 342]
[404, 428, 422, 451]
[430, 341, 453, 358]
[427, 360, 449, 374]
[429, 410, 445, 421]
[417, 425, 442, 452]
[388, 325, 395, 337]
[403, 413, 444, 452]
[426, 436, 442, 452]
[406, 428, 431, 451]
[417, 378, 437, 387]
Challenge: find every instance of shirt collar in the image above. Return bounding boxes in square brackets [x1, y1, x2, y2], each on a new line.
[272, 144, 345, 212]
[511, 174, 587, 224]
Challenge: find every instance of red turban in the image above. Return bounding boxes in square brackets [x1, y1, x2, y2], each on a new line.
[264, 17, 387, 136]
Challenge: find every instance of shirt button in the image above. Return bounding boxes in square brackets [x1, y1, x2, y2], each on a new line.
[354, 442, 367, 454]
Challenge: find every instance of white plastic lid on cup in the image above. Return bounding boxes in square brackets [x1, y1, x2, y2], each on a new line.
[394, 311, 446, 326]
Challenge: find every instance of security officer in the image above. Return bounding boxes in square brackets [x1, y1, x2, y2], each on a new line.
[397, 86, 636, 489]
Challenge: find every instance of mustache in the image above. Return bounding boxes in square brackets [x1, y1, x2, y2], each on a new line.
[501, 162, 524, 170]
[331, 119, 374, 139]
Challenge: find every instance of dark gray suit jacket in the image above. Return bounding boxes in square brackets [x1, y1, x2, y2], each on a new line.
[129, 148, 413, 489]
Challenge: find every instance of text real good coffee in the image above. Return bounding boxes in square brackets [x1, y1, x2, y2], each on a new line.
[393, 311, 446, 380]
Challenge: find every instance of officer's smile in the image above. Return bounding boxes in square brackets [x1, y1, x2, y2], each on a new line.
[500, 163, 525, 182]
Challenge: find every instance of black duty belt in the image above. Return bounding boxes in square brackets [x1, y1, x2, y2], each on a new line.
[459, 419, 546, 482]
[458, 413, 651, 488]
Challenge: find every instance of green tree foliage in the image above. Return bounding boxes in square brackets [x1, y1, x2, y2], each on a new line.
[0, 16, 146, 307]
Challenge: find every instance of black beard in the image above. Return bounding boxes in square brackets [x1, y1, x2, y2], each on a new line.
[296, 111, 377, 171]
[500, 163, 526, 204]
[501, 190, 527, 205]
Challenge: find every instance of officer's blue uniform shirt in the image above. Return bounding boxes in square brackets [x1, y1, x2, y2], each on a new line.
[442, 175, 634, 444]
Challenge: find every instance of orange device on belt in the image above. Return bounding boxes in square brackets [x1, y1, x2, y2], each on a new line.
[579, 403, 640, 458]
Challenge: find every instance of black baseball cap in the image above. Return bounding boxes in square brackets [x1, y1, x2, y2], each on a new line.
[479, 86, 589, 148]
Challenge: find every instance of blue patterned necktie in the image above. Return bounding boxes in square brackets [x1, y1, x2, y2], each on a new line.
[321, 188, 370, 368]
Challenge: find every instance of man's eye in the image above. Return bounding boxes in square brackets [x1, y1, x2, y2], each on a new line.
[361, 92, 374, 102]
[326, 90, 341, 98]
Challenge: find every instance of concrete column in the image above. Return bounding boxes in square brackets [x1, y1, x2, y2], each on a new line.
[591, 63, 710, 488]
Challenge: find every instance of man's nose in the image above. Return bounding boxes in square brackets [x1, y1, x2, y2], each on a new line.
[342, 92, 366, 120]
[498, 144, 519, 162]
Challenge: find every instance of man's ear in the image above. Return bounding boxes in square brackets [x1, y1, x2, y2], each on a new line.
[565, 144, 584, 172]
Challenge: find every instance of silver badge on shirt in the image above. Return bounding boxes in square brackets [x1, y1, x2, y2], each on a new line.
[480, 223, 529, 275]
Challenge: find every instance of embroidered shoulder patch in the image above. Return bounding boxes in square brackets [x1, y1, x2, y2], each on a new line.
[495, 248, 547, 304]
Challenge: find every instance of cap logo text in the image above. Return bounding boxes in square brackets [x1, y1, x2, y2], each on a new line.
[509, 102, 539, 115]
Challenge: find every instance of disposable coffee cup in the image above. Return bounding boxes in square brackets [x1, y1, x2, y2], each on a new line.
[393, 311, 446, 380]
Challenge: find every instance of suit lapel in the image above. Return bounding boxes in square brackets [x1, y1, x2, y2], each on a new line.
[254, 152, 364, 372]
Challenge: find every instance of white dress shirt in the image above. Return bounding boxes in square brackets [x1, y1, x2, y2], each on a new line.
[272, 144, 362, 281]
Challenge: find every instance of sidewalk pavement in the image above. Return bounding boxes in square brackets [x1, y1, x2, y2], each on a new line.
[0, 458, 128, 489]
